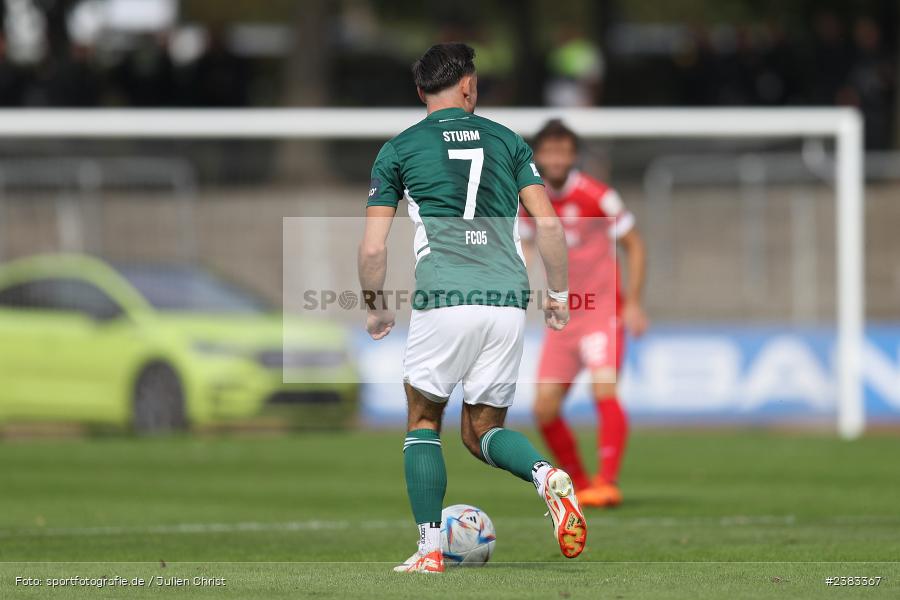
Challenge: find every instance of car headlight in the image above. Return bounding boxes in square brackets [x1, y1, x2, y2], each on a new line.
[192, 341, 247, 358]
[257, 349, 347, 369]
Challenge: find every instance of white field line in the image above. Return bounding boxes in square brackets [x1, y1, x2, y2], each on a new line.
[3, 514, 897, 539]
[0, 520, 370, 538]
[0, 515, 900, 539]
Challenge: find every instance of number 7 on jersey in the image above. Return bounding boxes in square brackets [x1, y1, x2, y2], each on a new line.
[448, 148, 483, 220]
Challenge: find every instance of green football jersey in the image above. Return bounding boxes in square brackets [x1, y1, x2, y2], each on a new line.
[367, 107, 544, 310]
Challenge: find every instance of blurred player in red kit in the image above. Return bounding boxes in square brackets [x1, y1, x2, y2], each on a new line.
[521, 119, 648, 507]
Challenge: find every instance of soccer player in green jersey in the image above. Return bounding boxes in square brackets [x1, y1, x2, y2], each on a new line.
[358, 43, 588, 573]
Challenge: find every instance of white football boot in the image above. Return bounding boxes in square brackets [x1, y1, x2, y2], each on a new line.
[392, 549, 444, 573]
[539, 467, 588, 558]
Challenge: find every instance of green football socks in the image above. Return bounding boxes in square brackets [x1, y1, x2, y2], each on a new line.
[403, 429, 447, 525]
[480, 427, 547, 482]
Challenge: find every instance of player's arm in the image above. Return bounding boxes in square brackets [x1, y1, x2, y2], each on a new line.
[601, 186, 649, 337]
[360, 141, 402, 340]
[520, 184, 569, 330]
[618, 226, 648, 336]
[358, 205, 396, 339]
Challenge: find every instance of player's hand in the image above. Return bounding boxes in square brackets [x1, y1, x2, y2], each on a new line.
[366, 309, 395, 340]
[543, 297, 569, 331]
[623, 300, 648, 337]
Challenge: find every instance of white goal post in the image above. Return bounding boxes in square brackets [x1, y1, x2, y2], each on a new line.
[0, 107, 865, 439]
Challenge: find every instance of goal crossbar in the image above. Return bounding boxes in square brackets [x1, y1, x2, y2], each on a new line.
[0, 107, 864, 439]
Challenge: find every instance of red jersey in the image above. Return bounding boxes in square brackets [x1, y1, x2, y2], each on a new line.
[520, 170, 634, 321]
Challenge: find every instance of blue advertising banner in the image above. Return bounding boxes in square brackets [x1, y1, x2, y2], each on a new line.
[355, 325, 900, 426]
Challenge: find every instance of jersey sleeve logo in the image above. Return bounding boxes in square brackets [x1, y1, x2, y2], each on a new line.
[368, 177, 382, 199]
[530, 162, 541, 177]
[599, 189, 624, 216]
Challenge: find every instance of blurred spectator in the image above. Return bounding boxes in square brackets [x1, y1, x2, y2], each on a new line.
[544, 27, 604, 107]
[838, 17, 895, 149]
[712, 25, 757, 105]
[678, 23, 795, 107]
[114, 34, 177, 107]
[0, 34, 26, 106]
[755, 23, 794, 105]
[809, 11, 852, 105]
[0, 3, 892, 146]
[29, 43, 102, 107]
[186, 29, 250, 107]
[676, 26, 717, 105]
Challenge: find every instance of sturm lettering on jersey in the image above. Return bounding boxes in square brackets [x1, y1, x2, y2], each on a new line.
[443, 130, 481, 142]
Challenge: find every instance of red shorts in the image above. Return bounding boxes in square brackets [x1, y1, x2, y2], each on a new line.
[536, 314, 624, 385]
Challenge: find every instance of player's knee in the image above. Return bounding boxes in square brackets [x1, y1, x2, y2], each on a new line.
[533, 383, 565, 425]
[532, 404, 558, 426]
[592, 381, 618, 401]
[532, 394, 561, 425]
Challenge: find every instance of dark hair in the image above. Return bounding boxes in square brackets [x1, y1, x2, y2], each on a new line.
[412, 43, 476, 94]
[532, 119, 579, 151]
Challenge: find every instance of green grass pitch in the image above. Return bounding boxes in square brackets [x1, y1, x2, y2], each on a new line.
[1, 428, 898, 598]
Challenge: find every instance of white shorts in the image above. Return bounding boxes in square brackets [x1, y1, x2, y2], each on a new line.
[402, 305, 526, 407]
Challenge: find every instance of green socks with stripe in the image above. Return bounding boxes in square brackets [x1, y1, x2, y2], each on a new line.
[480, 427, 548, 482]
[403, 429, 447, 525]
[404, 427, 546, 527]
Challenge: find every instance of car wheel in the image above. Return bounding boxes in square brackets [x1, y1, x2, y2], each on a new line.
[133, 362, 187, 434]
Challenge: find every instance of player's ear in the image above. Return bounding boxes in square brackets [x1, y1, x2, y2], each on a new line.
[461, 73, 477, 108]
[463, 73, 476, 94]
[416, 87, 427, 105]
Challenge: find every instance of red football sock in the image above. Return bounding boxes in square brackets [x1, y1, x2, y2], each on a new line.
[539, 417, 590, 490]
[596, 396, 628, 484]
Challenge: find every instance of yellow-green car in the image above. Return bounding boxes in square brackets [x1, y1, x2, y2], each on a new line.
[0, 254, 359, 432]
